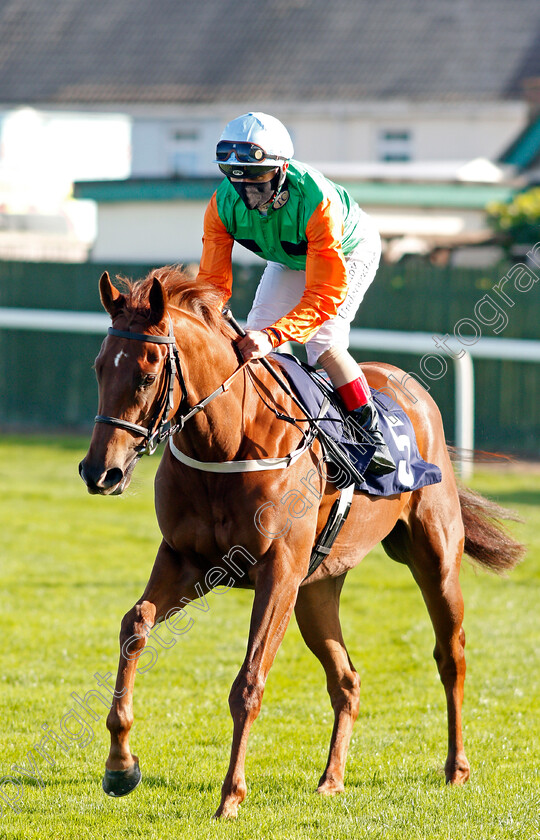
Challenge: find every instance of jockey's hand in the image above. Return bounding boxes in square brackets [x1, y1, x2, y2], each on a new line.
[237, 329, 273, 362]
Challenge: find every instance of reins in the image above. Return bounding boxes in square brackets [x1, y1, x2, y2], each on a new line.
[223, 310, 370, 486]
[94, 307, 367, 487]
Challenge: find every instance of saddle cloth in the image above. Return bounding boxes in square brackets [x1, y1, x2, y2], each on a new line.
[272, 353, 442, 497]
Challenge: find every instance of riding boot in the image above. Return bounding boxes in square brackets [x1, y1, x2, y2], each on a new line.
[316, 346, 396, 476]
[352, 400, 396, 476]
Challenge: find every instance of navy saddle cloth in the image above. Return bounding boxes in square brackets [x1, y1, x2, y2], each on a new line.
[272, 353, 442, 497]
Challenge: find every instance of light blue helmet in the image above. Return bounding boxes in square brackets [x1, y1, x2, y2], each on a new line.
[214, 112, 294, 167]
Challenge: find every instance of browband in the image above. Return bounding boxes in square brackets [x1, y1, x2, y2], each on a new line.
[107, 327, 176, 345]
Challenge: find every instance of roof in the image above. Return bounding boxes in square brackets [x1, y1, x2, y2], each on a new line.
[73, 177, 517, 209]
[1, 0, 540, 106]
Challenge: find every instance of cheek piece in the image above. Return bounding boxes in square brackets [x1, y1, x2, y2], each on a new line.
[230, 168, 285, 210]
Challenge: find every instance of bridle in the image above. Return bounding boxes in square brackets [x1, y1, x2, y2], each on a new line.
[94, 315, 249, 457]
[95, 316, 186, 456]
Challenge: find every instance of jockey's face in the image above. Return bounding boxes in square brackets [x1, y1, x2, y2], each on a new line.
[227, 162, 289, 211]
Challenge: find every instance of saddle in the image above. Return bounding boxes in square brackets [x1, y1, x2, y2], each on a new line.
[272, 353, 442, 498]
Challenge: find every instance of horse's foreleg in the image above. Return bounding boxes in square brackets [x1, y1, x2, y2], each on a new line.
[215, 553, 302, 819]
[409, 536, 470, 785]
[295, 574, 360, 795]
[103, 540, 204, 797]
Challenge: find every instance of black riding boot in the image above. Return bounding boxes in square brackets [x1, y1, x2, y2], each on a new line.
[352, 401, 396, 476]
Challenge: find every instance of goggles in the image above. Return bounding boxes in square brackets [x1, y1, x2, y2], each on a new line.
[218, 163, 278, 179]
[215, 140, 283, 164]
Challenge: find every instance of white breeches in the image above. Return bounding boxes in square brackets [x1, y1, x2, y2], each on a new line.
[245, 223, 382, 367]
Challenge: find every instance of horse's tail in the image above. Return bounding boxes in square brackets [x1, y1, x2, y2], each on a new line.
[458, 484, 526, 574]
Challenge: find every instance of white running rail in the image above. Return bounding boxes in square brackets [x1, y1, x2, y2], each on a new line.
[349, 328, 540, 479]
[1, 308, 540, 479]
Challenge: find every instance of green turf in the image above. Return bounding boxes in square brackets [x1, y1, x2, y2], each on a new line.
[1, 437, 539, 839]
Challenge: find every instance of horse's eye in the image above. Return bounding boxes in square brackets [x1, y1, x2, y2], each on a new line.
[138, 373, 157, 390]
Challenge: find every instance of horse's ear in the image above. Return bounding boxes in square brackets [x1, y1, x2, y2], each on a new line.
[99, 272, 124, 317]
[148, 276, 167, 324]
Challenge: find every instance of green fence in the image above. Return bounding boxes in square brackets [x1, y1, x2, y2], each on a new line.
[0, 258, 538, 456]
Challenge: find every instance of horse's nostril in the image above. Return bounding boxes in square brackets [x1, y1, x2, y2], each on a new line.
[78, 460, 124, 493]
[104, 468, 124, 488]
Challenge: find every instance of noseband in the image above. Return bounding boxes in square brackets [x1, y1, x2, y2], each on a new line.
[95, 317, 188, 456]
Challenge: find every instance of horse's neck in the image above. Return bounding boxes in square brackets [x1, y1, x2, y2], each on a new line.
[173, 314, 249, 461]
[171, 314, 301, 464]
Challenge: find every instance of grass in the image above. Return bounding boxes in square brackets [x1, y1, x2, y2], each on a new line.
[1, 436, 539, 840]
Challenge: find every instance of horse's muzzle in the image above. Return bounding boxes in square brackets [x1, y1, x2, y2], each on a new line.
[78, 459, 126, 495]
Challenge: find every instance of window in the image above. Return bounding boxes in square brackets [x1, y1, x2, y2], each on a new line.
[168, 126, 200, 175]
[171, 129, 199, 142]
[378, 129, 413, 162]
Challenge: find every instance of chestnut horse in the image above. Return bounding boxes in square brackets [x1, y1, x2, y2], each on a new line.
[79, 267, 524, 819]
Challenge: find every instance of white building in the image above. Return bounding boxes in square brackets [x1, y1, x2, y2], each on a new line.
[0, 0, 539, 263]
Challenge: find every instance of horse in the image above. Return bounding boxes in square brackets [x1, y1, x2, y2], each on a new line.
[79, 266, 524, 819]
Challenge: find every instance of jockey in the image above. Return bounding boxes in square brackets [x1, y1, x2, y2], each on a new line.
[197, 112, 395, 475]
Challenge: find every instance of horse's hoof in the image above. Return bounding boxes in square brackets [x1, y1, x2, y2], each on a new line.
[102, 762, 142, 797]
[317, 779, 344, 796]
[446, 768, 470, 786]
[213, 803, 239, 820]
[445, 754, 470, 786]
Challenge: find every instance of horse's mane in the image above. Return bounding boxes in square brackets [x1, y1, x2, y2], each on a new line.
[117, 265, 232, 335]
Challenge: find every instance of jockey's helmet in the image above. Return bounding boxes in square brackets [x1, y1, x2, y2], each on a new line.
[214, 112, 293, 177]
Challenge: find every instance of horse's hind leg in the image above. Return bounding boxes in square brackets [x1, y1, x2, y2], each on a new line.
[294, 574, 360, 795]
[103, 540, 205, 797]
[416, 558, 470, 785]
[384, 492, 470, 785]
